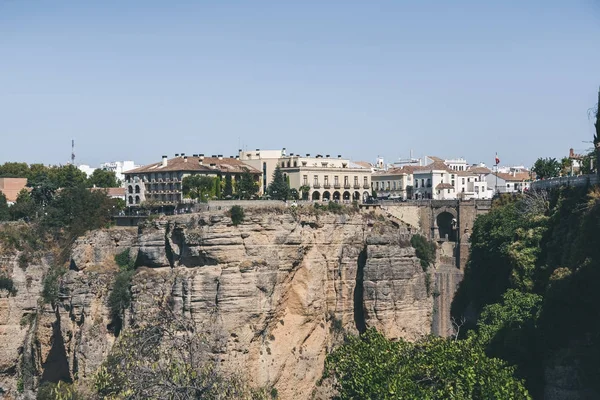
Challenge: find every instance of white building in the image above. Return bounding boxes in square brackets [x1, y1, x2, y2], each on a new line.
[100, 161, 140, 183]
[413, 161, 457, 200]
[485, 171, 533, 194]
[372, 168, 411, 200]
[78, 165, 96, 177]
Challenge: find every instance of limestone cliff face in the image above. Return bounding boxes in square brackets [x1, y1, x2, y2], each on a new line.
[0, 209, 433, 399]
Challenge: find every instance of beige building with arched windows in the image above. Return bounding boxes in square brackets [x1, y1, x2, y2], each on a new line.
[278, 154, 372, 202]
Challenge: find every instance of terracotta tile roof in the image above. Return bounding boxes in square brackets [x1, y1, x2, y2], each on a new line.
[373, 167, 408, 176]
[353, 161, 373, 169]
[494, 172, 533, 182]
[428, 156, 444, 162]
[468, 166, 492, 174]
[125, 156, 261, 175]
[435, 182, 454, 189]
[91, 187, 126, 197]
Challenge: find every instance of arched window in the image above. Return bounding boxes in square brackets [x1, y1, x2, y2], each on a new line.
[135, 185, 140, 194]
[128, 196, 134, 204]
[128, 186, 133, 194]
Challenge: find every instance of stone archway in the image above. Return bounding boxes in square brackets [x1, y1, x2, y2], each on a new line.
[353, 191, 361, 201]
[323, 191, 331, 201]
[333, 191, 341, 201]
[312, 191, 321, 201]
[436, 211, 457, 241]
[343, 191, 351, 201]
[362, 191, 370, 202]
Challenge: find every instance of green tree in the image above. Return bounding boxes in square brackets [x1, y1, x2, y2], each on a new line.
[560, 157, 573, 176]
[8, 189, 37, 221]
[237, 172, 259, 199]
[594, 87, 600, 175]
[532, 157, 561, 179]
[0, 192, 9, 221]
[325, 328, 530, 400]
[267, 166, 289, 200]
[47, 165, 88, 188]
[224, 174, 234, 198]
[299, 185, 310, 200]
[0, 162, 30, 178]
[88, 169, 119, 188]
[229, 205, 245, 226]
[182, 175, 214, 202]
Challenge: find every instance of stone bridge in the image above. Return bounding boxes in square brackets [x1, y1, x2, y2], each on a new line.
[378, 199, 492, 337]
[380, 199, 492, 270]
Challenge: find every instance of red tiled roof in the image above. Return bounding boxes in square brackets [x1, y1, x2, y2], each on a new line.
[125, 156, 261, 175]
[468, 166, 492, 174]
[353, 161, 373, 169]
[91, 187, 126, 197]
[495, 172, 533, 182]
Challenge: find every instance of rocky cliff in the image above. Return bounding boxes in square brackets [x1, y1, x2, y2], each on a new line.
[0, 208, 433, 399]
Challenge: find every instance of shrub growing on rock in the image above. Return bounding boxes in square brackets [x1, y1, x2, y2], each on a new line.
[230, 205, 245, 226]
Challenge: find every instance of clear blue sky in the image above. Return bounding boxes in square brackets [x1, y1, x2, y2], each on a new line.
[1, 0, 599, 168]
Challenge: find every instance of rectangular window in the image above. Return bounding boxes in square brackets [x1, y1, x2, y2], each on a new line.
[462, 178, 465, 184]
[334, 176, 339, 184]
[303, 175, 308, 185]
[324, 176, 329, 184]
[314, 175, 318, 185]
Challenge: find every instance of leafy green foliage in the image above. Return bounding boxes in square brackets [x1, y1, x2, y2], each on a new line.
[88, 168, 119, 188]
[532, 157, 561, 179]
[108, 270, 134, 326]
[182, 175, 214, 201]
[0, 192, 9, 221]
[410, 234, 436, 271]
[114, 249, 135, 271]
[267, 166, 289, 200]
[237, 172, 259, 199]
[229, 205, 245, 226]
[454, 185, 600, 396]
[0, 274, 16, 296]
[224, 174, 234, 197]
[42, 267, 65, 305]
[36, 381, 82, 400]
[325, 328, 530, 399]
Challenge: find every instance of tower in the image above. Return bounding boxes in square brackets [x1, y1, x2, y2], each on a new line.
[71, 139, 75, 165]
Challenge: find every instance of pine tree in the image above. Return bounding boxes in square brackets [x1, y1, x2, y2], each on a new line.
[595, 87, 600, 174]
[224, 174, 233, 198]
[267, 166, 289, 200]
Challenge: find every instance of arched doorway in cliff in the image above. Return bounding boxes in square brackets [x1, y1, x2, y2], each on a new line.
[312, 191, 321, 201]
[333, 191, 341, 201]
[436, 211, 457, 241]
[323, 191, 331, 201]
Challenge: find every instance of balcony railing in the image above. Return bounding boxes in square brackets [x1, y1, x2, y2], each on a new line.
[344, 184, 351, 189]
[323, 183, 331, 189]
[313, 183, 321, 189]
[354, 184, 361, 189]
[363, 184, 370, 189]
[334, 184, 341, 189]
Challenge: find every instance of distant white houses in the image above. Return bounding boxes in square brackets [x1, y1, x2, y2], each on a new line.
[100, 161, 140, 183]
[77, 164, 96, 177]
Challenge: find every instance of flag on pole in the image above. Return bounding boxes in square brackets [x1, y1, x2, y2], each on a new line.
[495, 153, 500, 165]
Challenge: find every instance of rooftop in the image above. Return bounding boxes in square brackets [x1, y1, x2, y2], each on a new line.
[125, 156, 261, 175]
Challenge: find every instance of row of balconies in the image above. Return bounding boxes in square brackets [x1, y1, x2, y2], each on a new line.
[311, 183, 370, 190]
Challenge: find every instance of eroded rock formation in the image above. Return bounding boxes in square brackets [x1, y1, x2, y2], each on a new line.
[0, 209, 433, 399]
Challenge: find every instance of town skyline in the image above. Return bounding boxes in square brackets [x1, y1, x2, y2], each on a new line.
[2, 1, 600, 167]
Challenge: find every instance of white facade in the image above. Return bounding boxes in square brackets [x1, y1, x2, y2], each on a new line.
[78, 165, 96, 177]
[455, 172, 493, 199]
[444, 158, 469, 172]
[485, 172, 532, 194]
[100, 161, 139, 183]
[413, 164, 457, 200]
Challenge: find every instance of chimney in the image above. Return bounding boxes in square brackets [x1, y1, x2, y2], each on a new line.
[235, 155, 239, 160]
[569, 148, 574, 158]
[175, 153, 179, 157]
[181, 153, 185, 157]
[184, 155, 188, 162]
[209, 163, 217, 168]
[162, 155, 168, 166]
[193, 154, 198, 157]
[230, 156, 234, 158]
[212, 155, 217, 158]
[218, 155, 223, 160]
[282, 147, 287, 156]
[199, 154, 204, 165]
[326, 154, 330, 158]
[337, 155, 342, 158]
[256, 149, 260, 151]
[290, 153, 294, 156]
[306, 153, 310, 157]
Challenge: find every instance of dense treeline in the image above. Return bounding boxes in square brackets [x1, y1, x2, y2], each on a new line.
[452, 187, 600, 397]
[0, 162, 119, 188]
